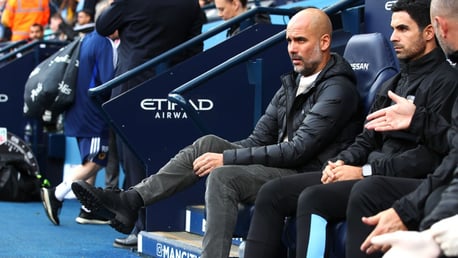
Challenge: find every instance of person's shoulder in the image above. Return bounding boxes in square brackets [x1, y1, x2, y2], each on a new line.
[85, 31, 110, 43]
[324, 53, 356, 81]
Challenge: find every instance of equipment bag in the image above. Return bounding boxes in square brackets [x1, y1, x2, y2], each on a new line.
[0, 154, 41, 202]
[23, 37, 82, 122]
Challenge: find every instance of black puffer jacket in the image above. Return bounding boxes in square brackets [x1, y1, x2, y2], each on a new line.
[394, 92, 458, 230]
[223, 53, 364, 171]
[334, 48, 458, 179]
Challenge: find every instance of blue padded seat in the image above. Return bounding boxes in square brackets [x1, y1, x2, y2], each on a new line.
[343, 32, 399, 113]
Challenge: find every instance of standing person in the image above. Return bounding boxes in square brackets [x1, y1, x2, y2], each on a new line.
[345, 0, 458, 257]
[94, 0, 205, 249]
[243, 0, 458, 257]
[71, 7, 364, 258]
[40, 30, 117, 226]
[1, 0, 49, 42]
[214, 0, 270, 37]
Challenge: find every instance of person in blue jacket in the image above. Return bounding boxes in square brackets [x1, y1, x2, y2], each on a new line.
[41, 29, 117, 226]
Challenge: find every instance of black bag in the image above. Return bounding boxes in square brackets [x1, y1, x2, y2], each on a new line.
[0, 154, 41, 202]
[23, 37, 82, 122]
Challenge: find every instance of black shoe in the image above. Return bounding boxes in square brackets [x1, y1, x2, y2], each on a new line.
[41, 187, 63, 225]
[113, 234, 138, 249]
[75, 208, 111, 225]
[71, 180, 138, 234]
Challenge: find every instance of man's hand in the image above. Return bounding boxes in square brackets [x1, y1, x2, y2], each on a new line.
[360, 208, 408, 254]
[371, 230, 440, 258]
[321, 160, 344, 184]
[365, 91, 416, 131]
[430, 214, 458, 256]
[322, 164, 363, 184]
[193, 152, 223, 177]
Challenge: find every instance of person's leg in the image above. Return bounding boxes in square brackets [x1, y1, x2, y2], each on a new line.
[42, 136, 107, 225]
[201, 164, 298, 258]
[346, 176, 422, 258]
[71, 135, 241, 234]
[105, 128, 120, 189]
[54, 162, 102, 200]
[86, 175, 96, 185]
[114, 130, 146, 247]
[133, 135, 240, 204]
[244, 172, 323, 258]
[295, 180, 358, 258]
[55, 135, 108, 201]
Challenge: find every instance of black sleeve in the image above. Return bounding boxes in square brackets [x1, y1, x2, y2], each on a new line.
[409, 106, 452, 155]
[224, 78, 360, 168]
[185, 5, 205, 58]
[393, 118, 458, 230]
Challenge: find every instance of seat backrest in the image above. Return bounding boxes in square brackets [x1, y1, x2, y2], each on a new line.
[364, 0, 395, 41]
[343, 32, 398, 114]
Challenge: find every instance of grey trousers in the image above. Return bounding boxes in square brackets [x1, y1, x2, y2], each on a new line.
[132, 134, 297, 258]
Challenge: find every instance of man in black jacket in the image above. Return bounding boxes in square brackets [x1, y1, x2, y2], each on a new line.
[71, 8, 363, 258]
[243, 1, 458, 258]
[350, 0, 458, 256]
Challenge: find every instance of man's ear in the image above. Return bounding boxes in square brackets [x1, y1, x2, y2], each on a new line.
[433, 16, 448, 40]
[423, 24, 436, 41]
[320, 33, 331, 51]
[232, 0, 241, 10]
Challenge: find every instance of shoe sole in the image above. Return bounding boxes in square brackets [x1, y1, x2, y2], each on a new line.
[41, 188, 59, 225]
[71, 181, 133, 234]
[75, 216, 111, 225]
[113, 242, 137, 250]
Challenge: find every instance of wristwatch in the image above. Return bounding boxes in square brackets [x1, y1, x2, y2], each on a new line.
[362, 164, 372, 177]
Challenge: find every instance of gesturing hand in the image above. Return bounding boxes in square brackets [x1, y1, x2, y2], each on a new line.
[371, 230, 440, 258]
[430, 214, 458, 256]
[360, 208, 408, 254]
[365, 91, 416, 132]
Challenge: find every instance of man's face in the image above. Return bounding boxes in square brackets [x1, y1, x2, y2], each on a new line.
[286, 22, 323, 76]
[77, 12, 91, 25]
[390, 11, 427, 61]
[50, 17, 61, 32]
[29, 26, 43, 40]
[214, 0, 238, 21]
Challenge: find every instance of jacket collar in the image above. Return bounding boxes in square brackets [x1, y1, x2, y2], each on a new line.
[399, 48, 446, 80]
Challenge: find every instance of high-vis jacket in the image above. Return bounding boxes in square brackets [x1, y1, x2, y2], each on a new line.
[1, 0, 50, 41]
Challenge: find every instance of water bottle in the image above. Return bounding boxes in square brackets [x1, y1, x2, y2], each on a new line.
[238, 241, 245, 258]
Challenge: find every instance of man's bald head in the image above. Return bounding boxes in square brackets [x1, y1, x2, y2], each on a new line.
[286, 8, 333, 76]
[287, 8, 333, 41]
[430, 0, 458, 61]
[430, 0, 457, 20]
